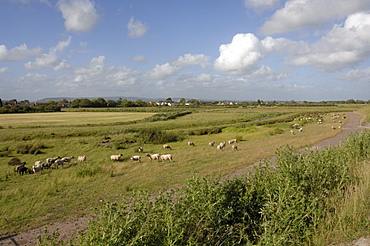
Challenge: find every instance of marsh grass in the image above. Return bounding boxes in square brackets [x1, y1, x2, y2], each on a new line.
[0, 106, 363, 238]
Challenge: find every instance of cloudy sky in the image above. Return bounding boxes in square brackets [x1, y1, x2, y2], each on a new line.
[1, 0, 370, 102]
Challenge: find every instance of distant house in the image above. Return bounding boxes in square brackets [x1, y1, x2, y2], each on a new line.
[5, 100, 17, 107]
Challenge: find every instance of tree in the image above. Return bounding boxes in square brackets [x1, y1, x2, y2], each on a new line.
[0, 98, 2, 107]
[70, 99, 81, 108]
[79, 98, 93, 108]
[106, 99, 118, 107]
[92, 98, 107, 107]
[165, 97, 173, 103]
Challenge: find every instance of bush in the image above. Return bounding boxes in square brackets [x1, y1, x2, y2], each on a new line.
[8, 157, 22, 166]
[138, 128, 182, 144]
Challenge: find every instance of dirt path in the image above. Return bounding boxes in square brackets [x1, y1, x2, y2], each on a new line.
[1, 112, 368, 246]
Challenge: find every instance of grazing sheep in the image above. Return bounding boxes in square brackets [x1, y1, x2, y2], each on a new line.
[110, 154, 123, 161]
[219, 142, 226, 148]
[160, 154, 173, 162]
[78, 156, 86, 162]
[137, 147, 144, 152]
[130, 156, 141, 162]
[299, 127, 303, 132]
[208, 142, 215, 147]
[54, 159, 65, 169]
[232, 145, 238, 150]
[290, 130, 295, 135]
[217, 144, 224, 150]
[188, 141, 195, 146]
[146, 153, 161, 161]
[228, 139, 237, 144]
[15, 162, 26, 172]
[32, 165, 43, 173]
[46, 156, 60, 165]
[61, 156, 74, 163]
[18, 166, 29, 176]
[331, 126, 336, 130]
[41, 162, 52, 169]
[34, 161, 43, 167]
[163, 144, 172, 150]
[68, 162, 77, 167]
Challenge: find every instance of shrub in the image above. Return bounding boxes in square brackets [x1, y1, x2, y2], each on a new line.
[138, 128, 182, 144]
[8, 157, 22, 166]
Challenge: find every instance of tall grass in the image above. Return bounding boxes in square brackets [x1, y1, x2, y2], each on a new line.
[38, 130, 370, 245]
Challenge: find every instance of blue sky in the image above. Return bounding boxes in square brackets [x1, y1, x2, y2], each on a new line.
[1, 0, 370, 102]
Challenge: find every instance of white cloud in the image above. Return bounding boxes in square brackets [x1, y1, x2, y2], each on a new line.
[127, 17, 148, 38]
[0, 67, 11, 73]
[244, 0, 280, 11]
[24, 36, 72, 70]
[147, 54, 210, 80]
[0, 43, 42, 61]
[337, 67, 370, 85]
[259, 0, 370, 35]
[290, 12, 370, 72]
[213, 33, 303, 75]
[57, 0, 99, 32]
[245, 65, 291, 81]
[130, 55, 147, 63]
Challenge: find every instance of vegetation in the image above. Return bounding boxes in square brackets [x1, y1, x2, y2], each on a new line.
[38, 130, 370, 245]
[0, 104, 369, 245]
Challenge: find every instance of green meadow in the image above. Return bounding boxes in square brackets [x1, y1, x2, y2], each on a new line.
[1, 104, 369, 244]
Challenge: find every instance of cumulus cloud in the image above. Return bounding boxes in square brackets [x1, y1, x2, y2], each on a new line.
[130, 55, 147, 63]
[290, 12, 370, 72]
[245, 65, 291, 81]
[337, 67, 370, 85]
[127, 17, 148, 38]
[146, 54, 210, 80]
[259, 0, 370, 35]
[57, 0, 99, 32]
[24, 36, 72, 70]
[244, 0, 280, 11]
[0, 43, 42, 61]
[213, 33, 304, 75]
[72, 55, 140, 87]
[0, 67, 11, 73]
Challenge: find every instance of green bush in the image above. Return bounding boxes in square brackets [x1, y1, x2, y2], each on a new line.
[8, 157, 22, 166]
[138, 128, 182, 144]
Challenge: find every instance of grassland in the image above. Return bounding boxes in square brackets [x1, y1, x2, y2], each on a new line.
[0, 104, 367, 238]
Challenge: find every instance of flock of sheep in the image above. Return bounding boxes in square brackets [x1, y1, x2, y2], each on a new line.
[109, 139, 240, 164]
[14, 155, 86, 176]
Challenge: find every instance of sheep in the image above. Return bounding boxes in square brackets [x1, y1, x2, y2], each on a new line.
[163, 144, 172, 150]
[219, 142, 226, 148]
[54, 159, 65, 169]
[110, 154, 123, 161]
[208, 142, 215, 147]
[34, 161, 43, 167]
[160, 154, 173, 162]
[78, 156, 86, 162]
[228, 139, 237, 144]
[32, 164, 43, 173]
[217, 144, 224, 150]
[15, 162, 26, 172]
[40, 162, 52, 169]
[290, 130, 295, 135]
[68, 162, 77, 167]
[61, 156, 74, 163]
[188, 141, 195, 146]
[130, 156, 141, 162]
[299, 127, 303, 132]
[232, 145, 238, 150]
[146, 153, 161, 161]
[137, 147, 144, 152]
[18, 166, 29, 176]
[46, 156, 60, 165]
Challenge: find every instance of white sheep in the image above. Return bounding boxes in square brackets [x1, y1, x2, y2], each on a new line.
[299, 127, 303, 132]
[78, 156, 86, 162]
[146, 153, 161, 161]
[217, 144, 224, 150]
[54, 159, 65, 169]
[61, 156, 74, 162]
[290, 130, 295, 135]
[228, 139, 237, 144]
[110, 154, 123, 161]
[130, 156, 141, 162]
[46, 156, 60, 165]
[163, 144, 172, 150]
[208, 142, 215, 147]
[232, 145, 238, 150]
[188, 141, 195, 146]
[160, 154, 173, 162]
[137, 147, 144, 152]
[32, 165, 43, 173]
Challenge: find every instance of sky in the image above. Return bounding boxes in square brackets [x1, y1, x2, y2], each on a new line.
[1, 0, 370, 102]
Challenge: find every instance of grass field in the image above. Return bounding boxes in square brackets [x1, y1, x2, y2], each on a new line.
[0, 105, 367, 237]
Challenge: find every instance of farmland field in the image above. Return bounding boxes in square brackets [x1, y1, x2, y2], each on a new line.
[0, 105, 368, 237]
